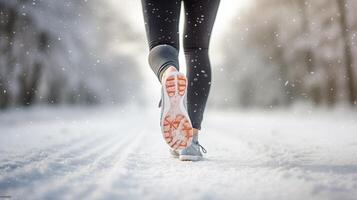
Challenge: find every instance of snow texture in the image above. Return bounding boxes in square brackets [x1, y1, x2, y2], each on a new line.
[0, 106, 357, 200]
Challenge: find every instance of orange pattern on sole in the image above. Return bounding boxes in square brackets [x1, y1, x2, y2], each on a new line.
[162, 74, 193, 150]
[163, 115, 193, 149]
[177, 75, 187, 96]
[165, 76, 176, 97]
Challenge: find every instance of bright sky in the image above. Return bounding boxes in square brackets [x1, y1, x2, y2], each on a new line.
[213, 0, 251, 36]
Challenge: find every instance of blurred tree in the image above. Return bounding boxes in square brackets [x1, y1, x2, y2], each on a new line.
[0, 0, 142, 109]
[217, 0, 357, 107]
[0, 4, 16, 108]
[336, 0, 356, 105]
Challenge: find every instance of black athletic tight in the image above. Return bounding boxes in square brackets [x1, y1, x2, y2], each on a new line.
[141, 0, 220, 130]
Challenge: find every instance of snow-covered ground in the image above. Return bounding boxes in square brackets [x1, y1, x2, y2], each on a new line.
[0, 105, 357, 200]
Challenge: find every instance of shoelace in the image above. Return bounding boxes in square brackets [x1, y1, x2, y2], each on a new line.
[194, 141, 207, 153]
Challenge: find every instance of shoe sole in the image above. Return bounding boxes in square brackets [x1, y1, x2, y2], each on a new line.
[179, 155, 202, 161]
[161, 72, 193, 151]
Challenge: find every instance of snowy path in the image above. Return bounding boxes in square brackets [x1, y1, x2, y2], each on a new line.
[0, 106, 357, 200]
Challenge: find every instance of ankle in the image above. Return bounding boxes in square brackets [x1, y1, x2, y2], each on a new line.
[193, 128, 199, 136]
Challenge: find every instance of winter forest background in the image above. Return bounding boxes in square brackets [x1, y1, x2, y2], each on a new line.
[1, 0, 357, 109]
[1, 1, 357, 199]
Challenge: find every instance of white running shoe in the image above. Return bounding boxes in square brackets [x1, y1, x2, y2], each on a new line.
[160, 71, 193, 151]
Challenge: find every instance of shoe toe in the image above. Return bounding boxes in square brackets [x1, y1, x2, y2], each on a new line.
[179, 145, 202, 157]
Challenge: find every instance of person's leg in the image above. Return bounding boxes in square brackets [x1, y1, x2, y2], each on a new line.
[183, 0, 220, 131]
[142, 0, 194, 151]
[141, 0, 181, 82]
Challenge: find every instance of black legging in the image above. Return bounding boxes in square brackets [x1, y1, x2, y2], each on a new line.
[141, 0, 220, 130]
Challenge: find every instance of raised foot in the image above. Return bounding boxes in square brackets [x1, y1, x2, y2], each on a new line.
[162, 72, 193, 150]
